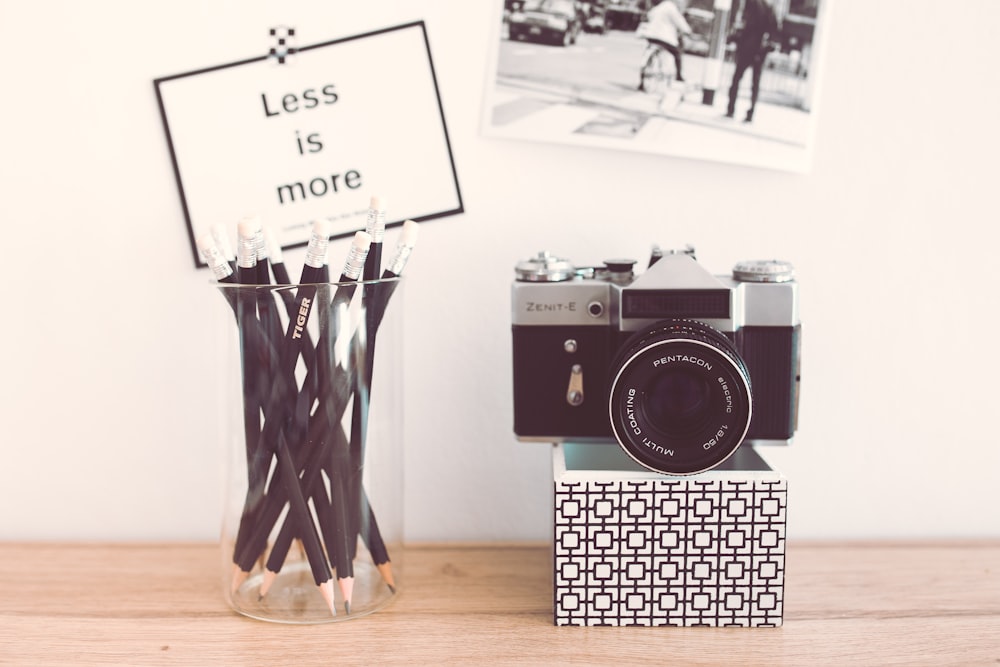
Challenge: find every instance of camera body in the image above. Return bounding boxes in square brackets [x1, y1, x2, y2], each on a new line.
[511, 247, 800, 475]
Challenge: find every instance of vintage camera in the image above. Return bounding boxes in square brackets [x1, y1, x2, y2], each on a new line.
[511, 247, 800, 475]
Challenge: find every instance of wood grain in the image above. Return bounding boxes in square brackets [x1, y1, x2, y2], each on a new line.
[1, 542, 997, 666]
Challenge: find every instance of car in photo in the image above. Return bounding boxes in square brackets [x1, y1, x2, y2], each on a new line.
[508, 0, 582, 47]
[583, 7, 607, 34]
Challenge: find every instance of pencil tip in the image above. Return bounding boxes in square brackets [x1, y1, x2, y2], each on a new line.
[388, 584, 397, 594]
[338, 576, 355, 612]
[376, 562, 396, 592]
[230, 567, 250, 595]
[259, 569, 278, 598]
[319, 580, 337, 617]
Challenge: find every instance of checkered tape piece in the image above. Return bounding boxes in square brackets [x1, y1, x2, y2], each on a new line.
[554, 477, 786, 626]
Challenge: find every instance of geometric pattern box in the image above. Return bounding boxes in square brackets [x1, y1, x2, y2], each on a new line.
[553, 442, 786, 627]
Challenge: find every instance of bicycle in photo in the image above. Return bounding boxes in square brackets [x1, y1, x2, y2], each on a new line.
[638, 38, 696, 111]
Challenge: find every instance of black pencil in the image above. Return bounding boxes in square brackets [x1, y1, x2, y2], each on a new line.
[260, 219, 336, 611]
[229, 222, 268, 593]
[229, 220, 341, 614]
[363, 195, 386, 283]
[257, 231, 372, 612]
[346, 197, 386, 556]
[350, 220, 420, 592]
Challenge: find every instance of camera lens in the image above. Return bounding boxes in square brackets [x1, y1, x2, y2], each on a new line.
[608, 320, 752, 475]
[644, 370, 713, 433]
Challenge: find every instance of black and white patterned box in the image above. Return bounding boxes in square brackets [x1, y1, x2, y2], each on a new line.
[553, 443, 786, 627]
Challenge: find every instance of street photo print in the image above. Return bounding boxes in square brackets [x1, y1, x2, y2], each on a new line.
[482, 0, 830, 172]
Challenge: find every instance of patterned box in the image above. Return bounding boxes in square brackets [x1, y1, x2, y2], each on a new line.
[552, 443, 786, 627]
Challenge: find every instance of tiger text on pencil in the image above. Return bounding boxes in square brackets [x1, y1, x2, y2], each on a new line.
[292, 297, 312, 339]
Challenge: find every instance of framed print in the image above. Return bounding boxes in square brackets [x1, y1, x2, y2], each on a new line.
[156, 21, 463, 267]
[482, 0, 829, 172]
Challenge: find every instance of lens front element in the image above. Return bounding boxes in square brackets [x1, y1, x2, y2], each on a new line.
[609, 320, 752, 475]
[644, 369, 714, 435]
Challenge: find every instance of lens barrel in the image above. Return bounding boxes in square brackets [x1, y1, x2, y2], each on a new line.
[608, 320, 753, 475]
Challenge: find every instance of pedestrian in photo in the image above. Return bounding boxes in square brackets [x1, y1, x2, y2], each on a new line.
[638, 0, 692, 91]
[724, 0, 780, 122]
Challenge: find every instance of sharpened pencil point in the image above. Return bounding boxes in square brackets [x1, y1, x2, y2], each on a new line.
[259, 569, 278, 598]
[376, 562, 396, 592]
[319, 580, 337, 617]
[230, 566, 250, 595]
[339, 576, 355, 615]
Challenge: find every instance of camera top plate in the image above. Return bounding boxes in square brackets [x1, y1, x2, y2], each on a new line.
[733, 259, 795, 283]
[515, 251, 577, 282]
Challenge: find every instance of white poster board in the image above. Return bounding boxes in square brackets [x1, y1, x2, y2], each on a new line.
[155, 21, 463, 267]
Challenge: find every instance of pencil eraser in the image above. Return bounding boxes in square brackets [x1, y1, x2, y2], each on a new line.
[237, 217, 259, 240]
[369, 195, 380, 211]
[399, 220, 419, 246]
[210, 224, 235, 260]
[196, 232, 218, 255]
[311, 218, 332, 239]
[353, 230, 373, 250]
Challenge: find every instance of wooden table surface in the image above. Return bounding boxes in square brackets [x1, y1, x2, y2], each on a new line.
[2, 541, 998, 666]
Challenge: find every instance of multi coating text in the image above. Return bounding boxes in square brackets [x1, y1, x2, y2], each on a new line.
[625, 388, 675, 457]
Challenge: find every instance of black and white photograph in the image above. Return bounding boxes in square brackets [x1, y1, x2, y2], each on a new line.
[483, 0, 827, 171]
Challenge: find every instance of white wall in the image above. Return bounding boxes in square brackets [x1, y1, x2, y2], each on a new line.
[2, 0, 998, 542]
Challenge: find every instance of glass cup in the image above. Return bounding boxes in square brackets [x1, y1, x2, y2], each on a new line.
[212, 278, 404, 623]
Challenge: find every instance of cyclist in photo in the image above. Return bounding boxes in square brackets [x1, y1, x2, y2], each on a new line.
[638, 0, 693, 91]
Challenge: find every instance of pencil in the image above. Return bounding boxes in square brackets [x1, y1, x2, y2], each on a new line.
[363, 195, 386, 283]
[349, 220, 419, 581]
[329, 231, 373, 612]
[257, 231, 372, 613]
[229, 222, 268, 594]
[230, 220, 340, 613]
[347, 197, 387, 561]
[260, 219, 336, 611]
